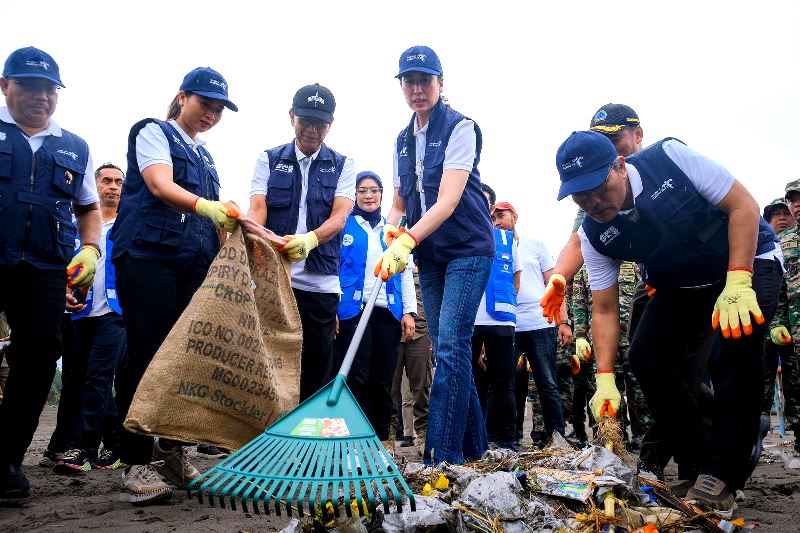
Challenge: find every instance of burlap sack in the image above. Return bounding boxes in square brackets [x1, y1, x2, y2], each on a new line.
[124, 219, 302, 450]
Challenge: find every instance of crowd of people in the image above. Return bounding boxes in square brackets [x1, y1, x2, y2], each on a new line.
[0, 43, 791, 520]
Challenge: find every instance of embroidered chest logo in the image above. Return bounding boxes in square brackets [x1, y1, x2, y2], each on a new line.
[57, 149, 78, 160]
[202, 154, 216, 169]
[275, 163, 294, 173]
[342, 234, 354, 246]
[399, 145, 409, 158]
[599, 226, 621, 246]
[171, 134, 185, 149]
[428, 140, 441, 148]
[650, 178, 674, 200]
[319, 166, 336, 173]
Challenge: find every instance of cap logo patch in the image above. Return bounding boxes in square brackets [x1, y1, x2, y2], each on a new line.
[562, 156, 584, 171]
[593, 110, 607, 122]
[25, 60, 49, 70]
[208, 79, 227, 91]
[307, 91, 325, 105]
[406, 53, 426, 62]
[57, 149, 78, 160]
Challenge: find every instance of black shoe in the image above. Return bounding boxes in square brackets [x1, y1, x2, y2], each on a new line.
[0, 464, 30, 499]
[196, 443, 229, 459]
[54, 449, 91, 475]
[399, 436, 415, 447]
[39, 449, 63, 468]
[627, 436, 643, 452]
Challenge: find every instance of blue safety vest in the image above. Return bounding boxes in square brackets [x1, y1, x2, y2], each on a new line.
[485, 228, 517, 322]
[110, 119, 221, 266]
[337, 215, 404, 321]
[583, 138, 778, 288]
[396, 98, 493, 265]
[73, 228, 122, 319]
[263, 142, 347, 276]
[0, 119, 89, 269]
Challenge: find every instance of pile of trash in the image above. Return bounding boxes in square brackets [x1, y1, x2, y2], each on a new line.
[280, 434, 756, 533]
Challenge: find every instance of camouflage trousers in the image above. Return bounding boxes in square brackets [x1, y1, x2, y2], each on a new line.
[525, 343, 574, 440]
[616, 345, 651, 439]
[762, 338, 800, 430]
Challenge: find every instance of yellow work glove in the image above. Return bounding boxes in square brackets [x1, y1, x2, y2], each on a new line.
[541, 273, 566, 324]
[570, 354, 581, 375]
[194, 198, 240, 232]
[67, 244, 101, 289]
[575, 337, 592, 362]
[711, 269, 764, 339]
[374, 231, 417, 281]
[280, 231, 319, 262]
[382, 223, 399, 247]
[589, 372, 621, 422]
[771, 326, 792, 345]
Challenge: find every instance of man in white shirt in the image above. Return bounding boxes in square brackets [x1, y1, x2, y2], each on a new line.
[247, 84, 356, 401]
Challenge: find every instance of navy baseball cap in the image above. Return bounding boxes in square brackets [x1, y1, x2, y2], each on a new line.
[396, 45, 443, 78]
[556, 131, 619, 200]
[3, 46, 64, 87]
[292, 83, 336, 124]
[179, 67, 238, 112]
[590, 103, 640, 135]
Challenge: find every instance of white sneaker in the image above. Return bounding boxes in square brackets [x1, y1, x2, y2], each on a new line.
[152, 440, 200, 489]
[119, 464, 172, 505]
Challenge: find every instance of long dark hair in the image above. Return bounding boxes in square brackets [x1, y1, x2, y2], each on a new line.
[166, 91, 192, 120]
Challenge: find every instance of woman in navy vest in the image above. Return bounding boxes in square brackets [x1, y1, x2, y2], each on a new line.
[377, 46, 495, 465]
[109, 67, 240, 506]
[336, 171, 416, 449]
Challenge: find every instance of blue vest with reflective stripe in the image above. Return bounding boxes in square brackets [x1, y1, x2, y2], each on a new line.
[396, 98, 493, 265]
[110, 119, 221, 266]
[337, 215, 403, 321]
[485, 228, 517, 322]
[583, 138, 777, 288]
[263, 142, 347, 276]
[0, 119, 89, 269]
[73, 229, 122, 319]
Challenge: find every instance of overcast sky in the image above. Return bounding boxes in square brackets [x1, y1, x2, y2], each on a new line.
[5, 0, 797, 256]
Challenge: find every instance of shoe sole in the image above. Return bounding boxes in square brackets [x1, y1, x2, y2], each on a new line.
[195, 452, 227, 459]
[53, 462, 91, 475]
[93, 459, 125, 470]
[686, 498, 737, 520]
[118, 488, 172, 506]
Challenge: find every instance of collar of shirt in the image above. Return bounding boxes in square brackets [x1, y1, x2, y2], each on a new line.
[294, 142, 320, 164]
[413, 119, 429, 136]
[167, 119, 205, 149]
[0, 106, 62, 138]
[354, 214, 385, 231]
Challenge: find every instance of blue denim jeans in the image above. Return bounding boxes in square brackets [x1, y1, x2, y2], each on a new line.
[516, 327, 565, 439]
[418, 255, 492, 464]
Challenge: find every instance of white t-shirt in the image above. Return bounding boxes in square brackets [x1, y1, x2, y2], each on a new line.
[515, 237, 556, 332]
[250, 142, 356, 294]
[88, 218, 116, 317]
[345, 215, 417, 315]
[579, 139, 781, 291]
[136, 119, 205, 171]
[392, 117, 476, 214]
[475, 234, 522, 326]
[0, 107, 98, 205]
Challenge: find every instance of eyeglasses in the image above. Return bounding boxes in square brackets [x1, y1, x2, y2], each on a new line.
[295, 117, 329, 131]
[10, 78, 59, 95]
[356, 187, 382, 195]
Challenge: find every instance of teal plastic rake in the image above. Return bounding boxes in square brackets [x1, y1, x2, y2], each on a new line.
[189, 277, 416, 518]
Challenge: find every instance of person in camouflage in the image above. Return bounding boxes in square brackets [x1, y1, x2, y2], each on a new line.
[767, 185, 800, 452]
[572, 262, 649, 445]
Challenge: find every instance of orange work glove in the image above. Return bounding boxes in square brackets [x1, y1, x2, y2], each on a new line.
[541, 273, 566, 324]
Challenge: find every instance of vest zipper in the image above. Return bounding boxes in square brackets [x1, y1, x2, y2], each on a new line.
[22, 151, 36, 262]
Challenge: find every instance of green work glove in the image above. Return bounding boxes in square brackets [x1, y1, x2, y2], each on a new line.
[382, 223, 399, 247]
[374, 230, 417, 281]
[280, 231, 319, 262]
[576, 337, 592, 362]
[771, 326, 792, 345]
[712, 270, 764, 339]
[194, 198, 240, 232]
[67, 244, 101, 289]
[541, 273, 566, 324]
[589, 372, 621, 422]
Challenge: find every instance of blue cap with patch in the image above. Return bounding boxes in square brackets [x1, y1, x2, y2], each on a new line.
[3, 46, 64, 87]
[179, 67, 238, 112]
[556, 131, 618, 200]
[396, 45, 443, 78]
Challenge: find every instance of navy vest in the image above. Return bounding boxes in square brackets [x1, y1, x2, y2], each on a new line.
[263, 142, 347, 276]
[396, 98, 493, 265]
[73, 228, 122, 319]
[485, 228, 517, 322]
[583, 138, 778, 288]
[0, 119, 89, 269]
[110, 119, 220, 266]
[337, 216, 404, 321]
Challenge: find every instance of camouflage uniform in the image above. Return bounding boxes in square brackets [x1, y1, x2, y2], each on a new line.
[572, 262, 650, 441]
[766, 220, 800, 431]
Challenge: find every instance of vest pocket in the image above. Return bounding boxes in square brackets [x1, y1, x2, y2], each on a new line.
[318, 174, 337, 205]
[0, 144, 12, 178]
[134, 208, 185, 249]
[52, 152, 85, 196]
[266, 175, 293, 207]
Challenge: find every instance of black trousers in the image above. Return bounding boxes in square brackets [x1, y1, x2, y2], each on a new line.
[471, 325, 517, 443]
[337, 307, 401, 440]
[629, 258, 781, 489]
[294, 288, 339, 402]
[48, 315, 80, 453]
[0, 264, 66, 465]
[114, 256, 208, 465]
